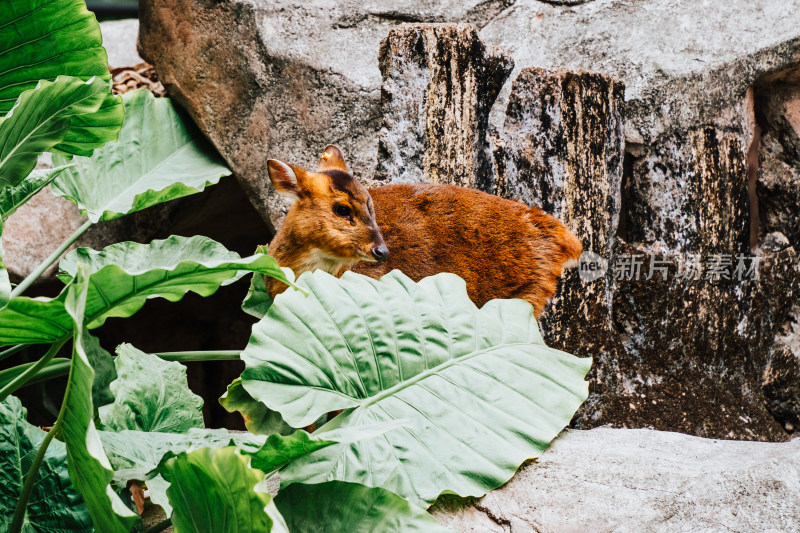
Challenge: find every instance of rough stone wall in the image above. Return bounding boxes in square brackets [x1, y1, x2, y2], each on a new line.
[376, 24, 512, 190]
[138, 0, 382, 233]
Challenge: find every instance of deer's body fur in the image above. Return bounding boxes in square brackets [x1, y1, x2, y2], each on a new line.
[265, 146, 582, 318]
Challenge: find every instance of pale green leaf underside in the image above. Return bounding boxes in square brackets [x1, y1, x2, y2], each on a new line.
[0, 396, 92, 532]
[240, 270, 592, 506]
[52, 89, 231, 222]
[99, 344, 204, 433]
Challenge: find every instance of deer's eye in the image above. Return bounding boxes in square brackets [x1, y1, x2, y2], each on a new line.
[333, 204, 352, 218]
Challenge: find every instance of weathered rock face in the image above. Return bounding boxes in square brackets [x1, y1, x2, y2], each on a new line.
[138, 0, 800, 440]
[376, 24, 512, 190]
[431, 428, 800, 532]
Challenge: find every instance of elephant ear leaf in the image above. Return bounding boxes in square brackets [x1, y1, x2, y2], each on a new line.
[52, 90, 231, 223]
[275, 481, 456, 533]
[236, 270, 592, 507]
[60, 267, 139, 532]
[0, 0, 123, 159]
[0, 77, 114, 188]
[157, 446, 289, 533]
[0, 396, 92, 532]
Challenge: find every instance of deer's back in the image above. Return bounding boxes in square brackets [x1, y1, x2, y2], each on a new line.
[350, 183, 581, 315]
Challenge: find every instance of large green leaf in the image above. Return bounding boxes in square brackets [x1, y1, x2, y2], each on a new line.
[0, 396, 92, 532]
[238, 270, 592, 506]
[158, 446, 289, 533]
[0, 236, 292, 347]
[0, 295, 70, 346]
[60, 268, 139, 532]
[0, 0, 123, 157]
[52, 90, 231, 223]
[275, 481, 454, 533]
[99, 344, 204, 433]
[58, 235, 294, 329]
[0, 77, 113, 187]
[100, 423, 399, 485]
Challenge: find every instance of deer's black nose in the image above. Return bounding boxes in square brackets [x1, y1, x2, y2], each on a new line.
[371, 244, 389, 262]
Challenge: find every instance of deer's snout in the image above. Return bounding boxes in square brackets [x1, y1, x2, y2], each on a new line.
[371, 244, 389, 262]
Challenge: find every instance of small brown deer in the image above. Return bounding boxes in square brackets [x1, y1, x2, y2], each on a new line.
[265, 145, 582, 317]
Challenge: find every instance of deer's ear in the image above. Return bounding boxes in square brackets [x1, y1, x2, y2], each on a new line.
[318, 145, 349, 172]
[267, 160, 302, 199]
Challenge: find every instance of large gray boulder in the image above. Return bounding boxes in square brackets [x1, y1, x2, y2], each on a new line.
[431, 428, 800, 532]
[138, 0, 800, 440]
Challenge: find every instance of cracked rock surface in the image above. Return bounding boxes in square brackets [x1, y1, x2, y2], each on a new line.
[431, 428, 800, 532]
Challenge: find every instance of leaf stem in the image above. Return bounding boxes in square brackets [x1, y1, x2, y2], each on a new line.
[0, 340, 66, 402]
[143, 518, 172, 533]
[0, 344, 25, 362]
[0, 358, 71, 390]
[10, 219, 92, 298]
[155, 350, 241, 362]
[9, 421, 61, 533]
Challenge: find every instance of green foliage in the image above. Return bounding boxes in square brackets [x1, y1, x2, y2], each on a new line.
[100, 428, 266, 484]
[52, 90, 232, 223]
[0, 77, 113, 187]
[0, 166, 72, 223]
[220, 379, 294, 436]
[58, 235, 292, 329]
[0, 0, 123, 157]
[60, 269, 139, 532]
[0, 396, 92, 532]
[157, 446, 289, 533]
[0, 236, 292, 347]
[0, 0, 114, 115]
[99, 344, 204, 433]
[237, 270, 591, 506]
[241, 247, 289, 319]
[275, 481, 455, 533]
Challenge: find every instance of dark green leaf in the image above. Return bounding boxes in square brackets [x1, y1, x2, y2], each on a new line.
[241, 246, 285, 319]
[0, 396, 92, 532]
[0, 358, 71, 390]
[83, 333, 116, 409]
[99, 343, 203, 433]
[158, 446, 289, 533]
[52, 90, 231, 222]
[0, 77, 113, 187]
[0, 0, 123, 157]
[275, 481, 455, 533]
